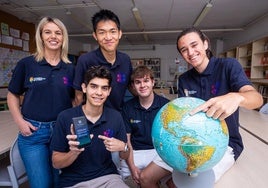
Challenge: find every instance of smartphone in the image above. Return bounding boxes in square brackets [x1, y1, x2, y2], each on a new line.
[72, 116, 91, 148]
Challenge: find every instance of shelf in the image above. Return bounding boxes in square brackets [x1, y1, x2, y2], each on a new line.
[131, 58, 161, 80]
[251, 79, 268, 85]
[239, 54, 252, 58]
[222, 36, 268, 103]
[253, 50, 268, 55]
[253, 65, 268, 68]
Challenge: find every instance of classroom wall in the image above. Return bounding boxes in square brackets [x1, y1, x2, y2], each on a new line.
[120, 44, 181, 82]
[0, 10, 35, 53]
[223, 15, 268, 51]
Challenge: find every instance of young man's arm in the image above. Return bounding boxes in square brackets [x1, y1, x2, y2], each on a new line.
[125, 133, 141, 184]
[190, 85, 263, 120]
[52, 149, 81, 169]
[73, 90, 83, 106]
[52, 125, 84, 169]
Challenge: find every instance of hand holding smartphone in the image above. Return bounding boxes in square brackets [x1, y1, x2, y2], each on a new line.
[72, 116, 91, 149]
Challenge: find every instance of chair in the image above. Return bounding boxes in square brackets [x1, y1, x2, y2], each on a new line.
[0, 138, 28, 187]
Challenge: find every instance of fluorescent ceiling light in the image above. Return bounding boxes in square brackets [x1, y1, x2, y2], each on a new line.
[193, 3, 213, 27]
[132, 7, 149, 42]
[132, 7, 145, 30]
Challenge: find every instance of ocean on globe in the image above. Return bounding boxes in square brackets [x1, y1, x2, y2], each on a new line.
[152, 97, 229, 174]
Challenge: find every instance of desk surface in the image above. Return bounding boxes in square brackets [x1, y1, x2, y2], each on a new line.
[215, 128, 268, 188]
[239, 107, 268, 144]
[0, 110, 18, 155]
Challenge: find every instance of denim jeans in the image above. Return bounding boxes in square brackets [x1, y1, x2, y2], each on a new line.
[18, 118, 59, 188]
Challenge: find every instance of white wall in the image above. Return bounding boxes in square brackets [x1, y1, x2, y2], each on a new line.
[223, 16, 268, 51]
[120, 44, 178, 82]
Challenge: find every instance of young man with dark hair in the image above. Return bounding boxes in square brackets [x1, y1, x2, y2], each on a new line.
[73, 9, 132, 111]
[51, 66, 130, 188]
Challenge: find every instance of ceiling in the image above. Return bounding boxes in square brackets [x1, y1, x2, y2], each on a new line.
[0, 0, 268, 46]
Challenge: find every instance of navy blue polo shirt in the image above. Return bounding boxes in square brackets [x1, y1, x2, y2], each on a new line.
[122, 93, 169, 150]
[73, 48, 132, 111]
[178, 57, 251, 160]
[8, 56, 75, 122]
[50, 105, 127, 187]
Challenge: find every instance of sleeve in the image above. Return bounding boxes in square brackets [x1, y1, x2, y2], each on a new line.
[121, 104, 132, 134]
[178, 75, 186, 97]
[115, 112, 127, 143]
[8, 59, 26, 95]
[227, 59, 252, 91]
[73, 55, 87, 91]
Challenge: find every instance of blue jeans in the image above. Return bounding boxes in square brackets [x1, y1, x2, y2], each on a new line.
[18, 118, 59, 188]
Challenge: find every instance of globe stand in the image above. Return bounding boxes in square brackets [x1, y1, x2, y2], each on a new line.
[172, 169, 215, 188]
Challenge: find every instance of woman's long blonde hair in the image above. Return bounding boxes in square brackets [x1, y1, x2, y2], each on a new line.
[34, 17, 71, 63]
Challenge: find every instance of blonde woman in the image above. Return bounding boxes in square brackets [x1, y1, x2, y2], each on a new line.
[7, 17, 75, 188]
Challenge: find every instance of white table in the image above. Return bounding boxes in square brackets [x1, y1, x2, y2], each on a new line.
[239, 107, 268, 144]
[0, 111, 18, 155]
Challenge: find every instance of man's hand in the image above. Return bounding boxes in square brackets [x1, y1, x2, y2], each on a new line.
[190, 93, 243, 120]
[98, 135, 125, 152]
[66, 124, 84, 153]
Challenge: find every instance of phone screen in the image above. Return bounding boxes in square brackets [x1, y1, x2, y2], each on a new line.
[72, 116, 91, 148]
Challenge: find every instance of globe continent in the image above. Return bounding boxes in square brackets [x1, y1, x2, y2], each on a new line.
[152, 97, 229, 174]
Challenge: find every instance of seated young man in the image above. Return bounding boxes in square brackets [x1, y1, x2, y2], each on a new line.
[120, 66, 175, 188]
[51, 66, 129, 188]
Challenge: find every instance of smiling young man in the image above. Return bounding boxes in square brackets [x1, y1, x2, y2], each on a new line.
[175, 27, 263, 185]
[51, 66, 129, 188]
[120, 66, 175, 188]
[73, 9, 132, 111]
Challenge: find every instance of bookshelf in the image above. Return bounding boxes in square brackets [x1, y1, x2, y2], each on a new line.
[131, 58, 161, 81]
[222, 36, 268, 105]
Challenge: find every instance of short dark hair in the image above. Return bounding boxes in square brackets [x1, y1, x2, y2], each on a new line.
[91, 9, 121, 32]
[176, 27, 213, 59]
[84, 65, 112, 86]
[131, 65, 154, 83]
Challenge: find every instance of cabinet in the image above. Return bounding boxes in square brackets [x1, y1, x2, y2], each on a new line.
[219, 48, 237, 58]
[252, 79, 268, 105]
[237, 44, 252, 78]
[252, 37, 268, 79]
[131, 58, 161, 80]
[222, 36, 268, 106]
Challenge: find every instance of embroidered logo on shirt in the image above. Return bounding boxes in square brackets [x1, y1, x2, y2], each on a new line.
[184, 89, 197, 96]
[211, 81, 220, 95]
[103, 129, 114, 138]
[29, 76, 46, 83]
[116, 73, 126, 83]
[62, 76, 71, 86]
[130, 119, 141, 124]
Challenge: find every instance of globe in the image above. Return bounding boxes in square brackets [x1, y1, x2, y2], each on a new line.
[152, 97, 229, 174]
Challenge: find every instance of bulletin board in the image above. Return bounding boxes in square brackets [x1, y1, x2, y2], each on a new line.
[0, 10, 35, 87]
[0, 47, 30, 86]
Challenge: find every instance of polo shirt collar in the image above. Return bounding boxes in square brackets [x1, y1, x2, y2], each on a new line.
[40, 58, 67, 69]
[90, 106, 109, 127]
[134, 93, 163, 110]
[197, 57, 216, 76]
[96, 47, 120, 68]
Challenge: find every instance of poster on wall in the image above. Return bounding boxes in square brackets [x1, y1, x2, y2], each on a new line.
[1, 35, 13, 45]
[1, 23, 9, 36]
[10, 28, 20, 38]
[0, 47, 30, 87]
